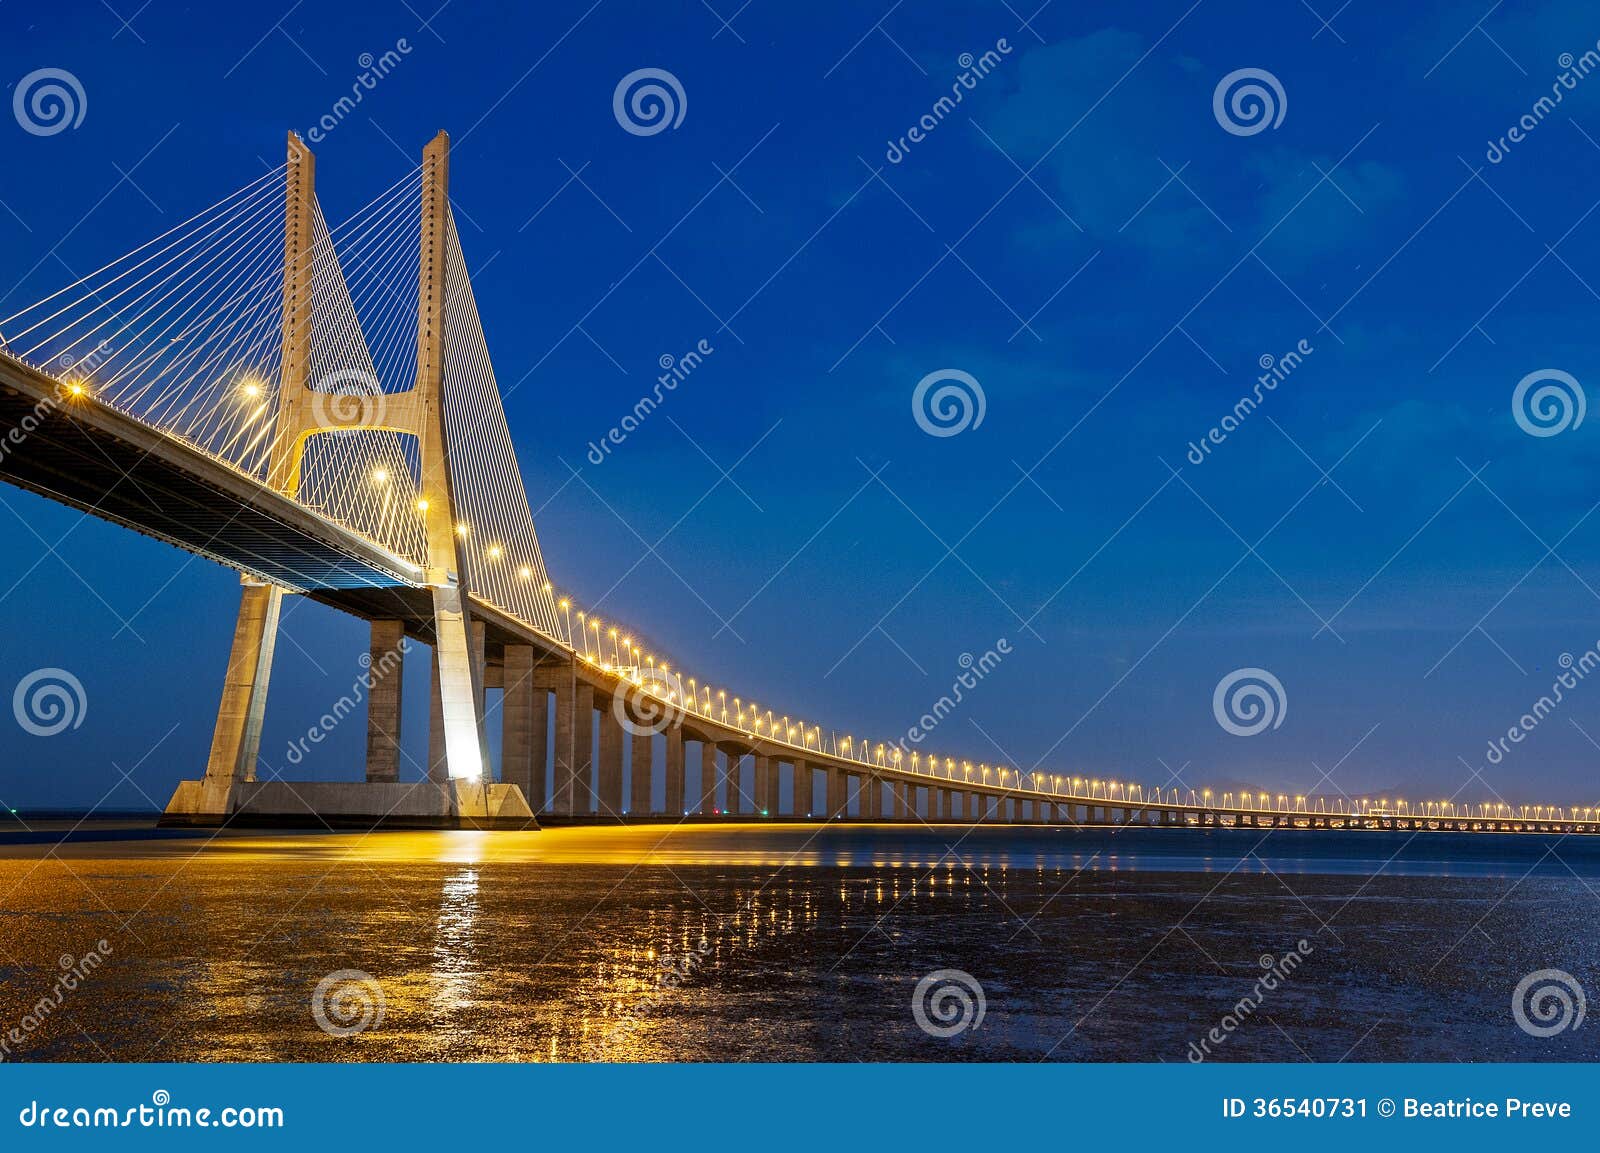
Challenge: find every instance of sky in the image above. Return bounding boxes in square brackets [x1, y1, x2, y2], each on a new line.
[4, 0, 1600, 811]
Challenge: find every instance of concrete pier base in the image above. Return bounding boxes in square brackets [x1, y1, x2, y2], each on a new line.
[159, 777, 537, 830]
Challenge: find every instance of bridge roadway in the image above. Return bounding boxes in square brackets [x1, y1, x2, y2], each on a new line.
[5, 352, 1600, 834]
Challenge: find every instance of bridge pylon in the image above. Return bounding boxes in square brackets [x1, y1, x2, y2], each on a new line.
[161, 131, 532, 830]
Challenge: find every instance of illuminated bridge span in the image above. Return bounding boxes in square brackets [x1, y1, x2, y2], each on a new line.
[1, 132, 1595, 833]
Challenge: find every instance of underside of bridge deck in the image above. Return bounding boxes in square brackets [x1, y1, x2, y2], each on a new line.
[0, 355, 418, 591]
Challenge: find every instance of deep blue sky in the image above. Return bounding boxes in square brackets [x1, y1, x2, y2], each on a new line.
[4, 0, 1600, 811]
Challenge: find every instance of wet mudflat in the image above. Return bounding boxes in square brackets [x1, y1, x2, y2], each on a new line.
[0, 822, 1594, 1062]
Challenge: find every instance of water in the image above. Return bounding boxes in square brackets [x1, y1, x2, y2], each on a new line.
[0, 822, 1595, 1062]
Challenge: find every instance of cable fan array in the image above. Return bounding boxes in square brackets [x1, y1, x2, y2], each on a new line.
[438, 207, 562, 639]
[0, 161, 562, 641]
[0, 166, 429, 569]
[0, 167, 291, 474]
[302, 171, 426, 564]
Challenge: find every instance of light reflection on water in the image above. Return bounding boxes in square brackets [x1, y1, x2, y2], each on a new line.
[0, 823, 1597, 1062]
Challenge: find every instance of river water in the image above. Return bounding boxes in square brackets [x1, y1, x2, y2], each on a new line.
[0, 822, 1595, 1062]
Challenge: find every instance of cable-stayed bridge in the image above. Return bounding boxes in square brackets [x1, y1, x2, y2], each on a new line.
[1, 131, 1595, 834]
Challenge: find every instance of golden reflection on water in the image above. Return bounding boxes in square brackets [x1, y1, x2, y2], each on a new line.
[431, 867, 480, 1014]
[5, 821, 1137, 875]
[1, 820, 1587, 1061]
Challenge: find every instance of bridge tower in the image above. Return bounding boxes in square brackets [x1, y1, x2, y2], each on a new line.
[163, 131, 529, 828]
[192, 132, 314, 809]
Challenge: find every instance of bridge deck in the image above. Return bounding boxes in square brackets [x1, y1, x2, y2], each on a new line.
[0, 354, 420, 591]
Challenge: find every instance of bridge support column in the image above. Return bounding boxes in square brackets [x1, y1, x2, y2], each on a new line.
[630, 731, 653, 816]
[201, 581, 283, 799]
[500, 644, 536, 802]
[553, 677, 592, 815]
[792, 759, 810, 817]
[362, 620, 406, 783]
[754, 754, 774, 816]
[722, 747, 742, 815]
[598, 705, 624, 817]
[827, 767, 847, 818]
[530, 664, 567, 813]
[699, 741, 718, 815]
[550, 672, 572, 811]
[665, 725, 685, 815]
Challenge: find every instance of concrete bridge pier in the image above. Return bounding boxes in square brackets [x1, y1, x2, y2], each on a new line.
[699, 740, 718, 815]
[756, 754, 776, 816]
[664, 725, 686, 815]
[498, 644, 539, 810]
[598, 704, 624, 818]
[827, 766, 847, 818]
[363, 620, 406, 783]
[720, 745, 743, 815]
[790, 759, 810, 816]
[569, 682, 596, 814]
[195, 579, 283, 809]
[630, 730, 652, 816]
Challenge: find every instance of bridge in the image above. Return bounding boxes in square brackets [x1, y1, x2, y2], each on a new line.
[1, 131, 1595, 835]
